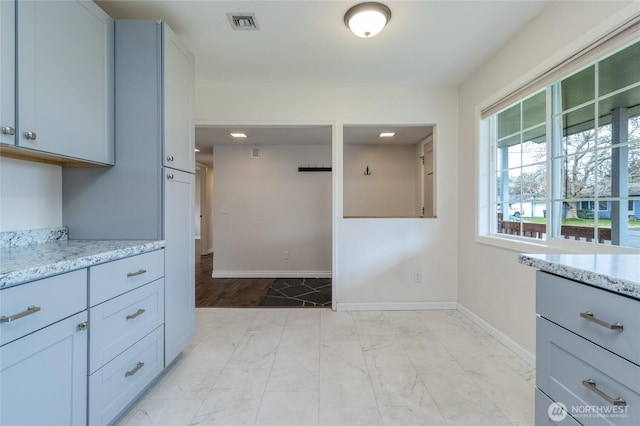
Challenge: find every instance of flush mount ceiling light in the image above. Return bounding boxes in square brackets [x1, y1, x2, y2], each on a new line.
[344, 2, 391, 38]
[230, 132, 247, 138]
[379, 132, 396, 137]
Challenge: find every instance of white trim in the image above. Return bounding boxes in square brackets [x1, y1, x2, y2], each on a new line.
[336, 302, 457, 311]
[457, 302, 535, 367]
[212, 270, 332, 278]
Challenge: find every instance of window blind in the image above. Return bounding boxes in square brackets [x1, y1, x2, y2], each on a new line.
[481, 14, 640, 119]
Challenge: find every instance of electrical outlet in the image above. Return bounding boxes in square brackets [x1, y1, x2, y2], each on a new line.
[282, 250, 289, 260]
[414, 272, 422, 283]
[221, 204, 228, 214]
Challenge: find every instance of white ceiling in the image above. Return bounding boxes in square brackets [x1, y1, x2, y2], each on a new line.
[96, 0, 549, 88]
[95, 0, 549, 161]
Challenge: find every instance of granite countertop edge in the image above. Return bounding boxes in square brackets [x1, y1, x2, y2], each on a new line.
[519, 254, 640, 300]
[0, 240, 165, 289]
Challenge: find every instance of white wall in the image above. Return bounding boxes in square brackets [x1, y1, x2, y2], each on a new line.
[0, 157, 62, 231]
[197, 85, 459, 308]
[458, 0, 638, 358]
[343, 144, 417, 217]
[212, 143, 332, 277]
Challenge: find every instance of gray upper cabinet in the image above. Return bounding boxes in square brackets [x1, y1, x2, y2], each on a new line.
[16, 0, 114, 165]
[0, 0, 15, 145]
[163, 25, 195, 173]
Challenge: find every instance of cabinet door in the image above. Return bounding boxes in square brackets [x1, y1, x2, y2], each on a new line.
[163, 168, 195, 364]
[163, 23, 194, 173]
[17, 0, 114, 164]
[0, 0, 15, 145]
[1, 311, 88, 426]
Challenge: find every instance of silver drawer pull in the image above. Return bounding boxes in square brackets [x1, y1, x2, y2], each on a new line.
[580, 311, 623, 331]
[126, 308, 146, 320]
[24, 131, 37, 140]
[126, 269, 147, 278]
[0, 305, 41, 323]
[125, 361, 145, 378]
[77, 321, 89, 331]
[582, 379, 626, 406]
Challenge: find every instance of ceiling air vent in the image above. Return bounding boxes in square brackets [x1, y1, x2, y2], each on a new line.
[227, 13, 259, 30]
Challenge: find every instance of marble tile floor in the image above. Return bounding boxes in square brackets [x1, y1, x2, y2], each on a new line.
[115, 308, 535, 426]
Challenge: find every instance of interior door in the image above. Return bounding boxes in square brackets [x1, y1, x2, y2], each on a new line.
[423, 140, 434, 217]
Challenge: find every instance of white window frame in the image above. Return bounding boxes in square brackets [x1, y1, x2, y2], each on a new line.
[477, 42, 640, 254]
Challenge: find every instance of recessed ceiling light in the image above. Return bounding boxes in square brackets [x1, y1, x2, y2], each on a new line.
[194, 148, 201, 152]
[379, 132, 396, 137]
[230, 132, 247, 138]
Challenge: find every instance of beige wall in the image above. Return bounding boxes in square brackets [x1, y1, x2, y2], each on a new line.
[212, 143, 332, 276]
[343, 144, 418, 217]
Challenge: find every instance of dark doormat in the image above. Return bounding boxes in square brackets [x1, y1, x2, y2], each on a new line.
[260, 278, 332, 307]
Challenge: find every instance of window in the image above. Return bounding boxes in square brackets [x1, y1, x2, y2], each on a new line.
[486, 39, 640, 248]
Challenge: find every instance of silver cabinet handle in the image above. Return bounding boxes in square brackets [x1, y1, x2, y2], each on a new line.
[24, 131, 37, 140]
[0, 305, 41, 323]
[582, 379, 626, 406]
[167, 173, 174, 180]
[126, 269, 147, 278]
[580, 311, 623, 331]
[77, 321, 89, 331]
[126, 308, 146, 320]
[125, 361, 145, 377]
[166, 155, 174, 161]
[1, 126, 15, 135]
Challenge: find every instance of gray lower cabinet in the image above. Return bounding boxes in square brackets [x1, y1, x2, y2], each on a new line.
[0, 271, 88, 426]
[536, 271, 640, 425]
[164, 168, 195, 364]
[88, 250, 166, 426]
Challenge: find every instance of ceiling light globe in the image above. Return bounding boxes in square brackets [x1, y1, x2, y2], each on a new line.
[344, 2, 391, 38]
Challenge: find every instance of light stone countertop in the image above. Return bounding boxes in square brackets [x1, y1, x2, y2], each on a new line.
[0, 239, 165, 288]
[519, 253, 640, 300]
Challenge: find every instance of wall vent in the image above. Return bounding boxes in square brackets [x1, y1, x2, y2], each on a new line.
[251, 147, 261, 159]
[227, 13, 259, 30]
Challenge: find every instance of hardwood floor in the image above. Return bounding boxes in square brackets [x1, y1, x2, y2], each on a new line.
[195, 253, 332, 308]
[195, 254, 273, 307]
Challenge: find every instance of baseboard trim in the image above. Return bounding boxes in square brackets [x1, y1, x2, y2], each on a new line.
[336, 301, 457, 311]
[456, 303, 535, 367]
[212, 270, 332, 279]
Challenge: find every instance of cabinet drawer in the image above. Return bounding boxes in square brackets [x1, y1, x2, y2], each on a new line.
[89, 278, 164, 374]
[537, 317, 639, 426]
[535, 388, 582, 426]
[536, 271, 640, 365]
[89, 250, 164, 306]
[89, 326, 164, 426]
[0, 269, 86, 346]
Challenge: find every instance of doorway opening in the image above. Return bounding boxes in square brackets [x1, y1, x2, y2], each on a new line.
[194, 124, 333, 308]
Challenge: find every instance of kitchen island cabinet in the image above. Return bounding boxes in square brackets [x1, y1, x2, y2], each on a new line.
[520, 254, 640, 426]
